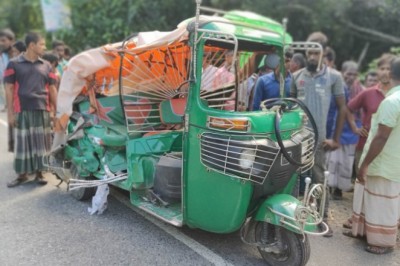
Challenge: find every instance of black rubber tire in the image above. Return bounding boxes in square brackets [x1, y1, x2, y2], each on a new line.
[255, 222, 310, 266]
[70, 165, 96, 201]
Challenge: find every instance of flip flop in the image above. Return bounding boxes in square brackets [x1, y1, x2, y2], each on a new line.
[7, 176, 28, 188]
[365, 245, 393, 255]
[342, 218, 352, 229]
[342, 230, 365, 240]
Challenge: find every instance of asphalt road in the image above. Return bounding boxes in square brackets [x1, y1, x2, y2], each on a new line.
[0, 112, 399, 266]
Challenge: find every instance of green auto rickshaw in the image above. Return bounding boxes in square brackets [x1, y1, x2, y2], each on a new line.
[47, 2, 328, 265]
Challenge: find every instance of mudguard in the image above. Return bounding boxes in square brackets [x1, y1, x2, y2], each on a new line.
[254, 194, 317, 234]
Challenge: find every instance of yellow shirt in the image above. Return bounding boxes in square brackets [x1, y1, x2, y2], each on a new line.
[360, 85, 400, 182]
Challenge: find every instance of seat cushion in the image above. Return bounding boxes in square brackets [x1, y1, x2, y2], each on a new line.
[159, 98, 187, 124]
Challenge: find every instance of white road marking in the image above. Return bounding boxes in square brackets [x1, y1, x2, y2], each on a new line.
[111, 188, 234, 266]
[0, 118, 7, 127]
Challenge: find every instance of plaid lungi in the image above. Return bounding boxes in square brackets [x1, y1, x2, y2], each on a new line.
[14, 110, 52, 174]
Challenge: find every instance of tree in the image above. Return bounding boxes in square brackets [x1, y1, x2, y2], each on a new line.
[0, 0, 398, 71]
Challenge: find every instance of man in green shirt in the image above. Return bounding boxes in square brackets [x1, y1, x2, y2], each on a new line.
[349, 57, 400, 254]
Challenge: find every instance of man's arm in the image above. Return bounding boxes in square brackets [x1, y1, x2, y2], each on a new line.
[5, 83, 15, 126]
[346, 108, 368, 137]
[357, 124, 392, 184]
[332, 95, 346, 144]
[347, 89, 364, 113]
[324, 95, 346, 150]
[290, 75, 297, 98]
[252, 79, 264, 111]
[48, 84, 58, 113]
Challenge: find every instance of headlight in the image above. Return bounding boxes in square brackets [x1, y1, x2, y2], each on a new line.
[239, 149, 256, 170]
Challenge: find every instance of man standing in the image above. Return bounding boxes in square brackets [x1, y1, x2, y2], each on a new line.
[4, 32, 58, 187]
[364, 70, 378, 88]
[200, 52, 218, 92]
[349, 57, 400, 255]
[52, 40, 68, 76]
[289, 53, 306, 73]
[347, 54, 395, 179]
[0, 28, 15, 111]
[290, 34, 346, 237]
[326, 61, 362, 199]
[341, 53, 396, 230]
[252, 53, 291, 110]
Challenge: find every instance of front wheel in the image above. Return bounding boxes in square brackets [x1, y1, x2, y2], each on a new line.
[255, 222, 310, 266]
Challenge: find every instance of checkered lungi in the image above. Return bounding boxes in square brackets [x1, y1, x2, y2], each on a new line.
[14, 110, 52, 174]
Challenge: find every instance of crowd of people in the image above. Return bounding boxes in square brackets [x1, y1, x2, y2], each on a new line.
[0, 29, 70, 186]
[2, 27, 400, 256]
[247, 32, 400, 255]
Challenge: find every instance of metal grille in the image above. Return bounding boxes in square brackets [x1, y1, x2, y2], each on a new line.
[291, 127, 315, 173]
[200, 132, 280, 184]
[120, 43, 191, 133]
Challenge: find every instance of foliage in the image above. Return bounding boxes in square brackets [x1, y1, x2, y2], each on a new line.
[0, 0, 398, 71]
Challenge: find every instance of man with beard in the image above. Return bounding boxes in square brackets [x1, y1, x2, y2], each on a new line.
[0, 28, 15, 111]
[4, 32, 58, 187]
[290, 33, 346, 237]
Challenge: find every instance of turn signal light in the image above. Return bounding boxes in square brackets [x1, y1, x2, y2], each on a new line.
[208, 117, 250, 131]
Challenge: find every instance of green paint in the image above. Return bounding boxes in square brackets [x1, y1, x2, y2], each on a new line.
[254, 194, 317, 234]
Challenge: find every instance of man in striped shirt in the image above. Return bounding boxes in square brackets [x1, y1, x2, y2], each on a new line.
[4, 32, 57, 187]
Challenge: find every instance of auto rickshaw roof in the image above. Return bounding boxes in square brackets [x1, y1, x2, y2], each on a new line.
[185, 11, 292, 48]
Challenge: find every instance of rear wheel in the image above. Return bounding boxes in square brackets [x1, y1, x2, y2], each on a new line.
[255, 222, 310, 266]
[70, 165, 96, 201]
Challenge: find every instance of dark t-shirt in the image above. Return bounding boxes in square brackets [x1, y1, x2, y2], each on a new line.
[3, 54, 56, 113]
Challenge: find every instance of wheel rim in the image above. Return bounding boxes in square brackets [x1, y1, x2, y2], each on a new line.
[256, 222, 291, 261]
[69, 165, 92, 200]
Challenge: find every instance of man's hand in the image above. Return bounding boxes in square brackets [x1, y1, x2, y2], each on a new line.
[357, 164, 367, 185]
[323, 139, 340, 150]
[355, 127, 369, 137]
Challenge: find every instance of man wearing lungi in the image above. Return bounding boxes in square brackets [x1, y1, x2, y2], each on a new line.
[4, 32, 57, 187]
[349, 57, 400, 254]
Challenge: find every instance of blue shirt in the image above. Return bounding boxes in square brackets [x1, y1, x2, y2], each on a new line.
[252, 72, 291, 111]
[326, 85, 360, 144]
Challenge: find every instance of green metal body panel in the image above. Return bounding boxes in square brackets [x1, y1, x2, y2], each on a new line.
[126, 132, 183, 189]
[254, 194, 317, 234]
[64, 136, 102, 177]
[183, 11, 292, 47]
[86, 126, 127, 147]
[222, 11, 292, 45]
[183, 126, 253, 233]
[130, 193, 183, 225]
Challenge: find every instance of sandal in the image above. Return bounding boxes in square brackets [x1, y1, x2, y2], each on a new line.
[34, 173, 48, 185]
[342, 218, 352, 229]
[365, 245, 393, 255]
[7, 175, 28, 188]
[342, 230, 365, 240]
